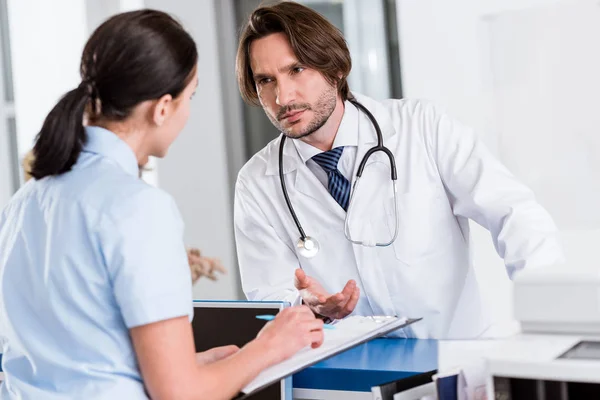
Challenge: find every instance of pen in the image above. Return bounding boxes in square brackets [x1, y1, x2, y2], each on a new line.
[255, 315, 335, 329]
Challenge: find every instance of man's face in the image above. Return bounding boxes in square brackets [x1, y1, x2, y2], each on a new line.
[249, 32, 338, 139]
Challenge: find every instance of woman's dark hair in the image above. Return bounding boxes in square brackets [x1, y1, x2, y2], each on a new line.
[236, 1, 352, 106]
[31, 9, 198, 179]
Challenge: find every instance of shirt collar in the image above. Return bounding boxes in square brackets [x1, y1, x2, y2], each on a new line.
[82, 126, 140, 177]
[292, 99, 359, 164]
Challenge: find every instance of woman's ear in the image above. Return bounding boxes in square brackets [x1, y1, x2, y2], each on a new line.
[152, 94, 173, 127]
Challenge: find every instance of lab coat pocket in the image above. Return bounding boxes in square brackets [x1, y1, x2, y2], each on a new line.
[385, 188, 447, 264]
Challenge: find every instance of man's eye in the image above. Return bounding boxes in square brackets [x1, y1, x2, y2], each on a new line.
[292, 67, 305, 74]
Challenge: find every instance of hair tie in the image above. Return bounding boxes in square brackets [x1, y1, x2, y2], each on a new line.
[79, 78, 96, 97]
[79, 77, 101, 115]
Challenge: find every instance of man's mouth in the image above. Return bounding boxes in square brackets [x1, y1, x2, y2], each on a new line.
[279, 109, 307, 122]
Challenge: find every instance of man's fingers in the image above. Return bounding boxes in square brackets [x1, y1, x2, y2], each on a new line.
[322, 283, 359, 318]
[294, 268, 310, 290]
[317, 292, 347, 316]
[329, 293, 351, 315]
[340, 280, 356, 298]
[324, 292, 346, 307]
[319, 281, 354, 314]
[340, 287, 360, 318]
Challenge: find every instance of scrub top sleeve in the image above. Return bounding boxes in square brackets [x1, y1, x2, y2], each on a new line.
[99, 188, 193, 329]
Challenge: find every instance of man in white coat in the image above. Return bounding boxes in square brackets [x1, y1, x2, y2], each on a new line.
[233, 1, 564, 338]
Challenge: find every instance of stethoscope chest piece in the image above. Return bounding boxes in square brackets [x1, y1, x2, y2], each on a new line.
[296, 236, 320, 258]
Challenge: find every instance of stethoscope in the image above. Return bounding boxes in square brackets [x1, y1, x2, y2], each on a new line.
[279, 98, 400, 258]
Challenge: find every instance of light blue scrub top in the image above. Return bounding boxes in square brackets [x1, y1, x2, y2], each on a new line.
[0, 126, 193, 399]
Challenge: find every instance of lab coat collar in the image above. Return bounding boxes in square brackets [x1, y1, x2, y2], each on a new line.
[351, 92, 397, 146]
[265, 92, 397, 176]
[82, 126, 140, 178]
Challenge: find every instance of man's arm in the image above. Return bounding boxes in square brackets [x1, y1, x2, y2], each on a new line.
[422, 102, 564, 277]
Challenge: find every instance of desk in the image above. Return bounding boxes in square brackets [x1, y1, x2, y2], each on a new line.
[292, 338, 438, 400]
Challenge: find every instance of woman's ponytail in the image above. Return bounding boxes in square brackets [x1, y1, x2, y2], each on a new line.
[30, 81, 91, 180]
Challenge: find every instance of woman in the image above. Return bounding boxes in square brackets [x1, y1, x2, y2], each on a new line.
[0, 10, 323, 400]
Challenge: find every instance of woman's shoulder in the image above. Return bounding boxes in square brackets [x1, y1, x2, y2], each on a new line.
[62, 162, 181, 229]
[100, 179, 179, 224]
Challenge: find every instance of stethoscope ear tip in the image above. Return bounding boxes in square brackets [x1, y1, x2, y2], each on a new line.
[297, 236, 320, 258]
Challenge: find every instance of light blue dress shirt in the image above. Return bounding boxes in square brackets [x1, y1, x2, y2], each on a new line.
[0, 126, 193, 399]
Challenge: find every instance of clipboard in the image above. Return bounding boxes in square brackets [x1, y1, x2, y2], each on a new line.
[236, 315, 422, 399]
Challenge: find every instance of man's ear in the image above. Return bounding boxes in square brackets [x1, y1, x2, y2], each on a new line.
[152, 94, 173, 127]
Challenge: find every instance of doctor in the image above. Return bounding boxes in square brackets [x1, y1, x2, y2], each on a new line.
[233, 1, 564, 339]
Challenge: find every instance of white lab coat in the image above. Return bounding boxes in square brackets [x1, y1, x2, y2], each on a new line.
[234, 93, 564, 339]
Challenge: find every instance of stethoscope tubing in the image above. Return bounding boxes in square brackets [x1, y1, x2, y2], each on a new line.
[278, 98, 398, 253]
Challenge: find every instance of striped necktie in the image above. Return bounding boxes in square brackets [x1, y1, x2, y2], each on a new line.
[311, 147, 351, 211]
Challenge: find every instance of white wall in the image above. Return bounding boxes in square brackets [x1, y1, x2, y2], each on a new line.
[397, 0, 600, 325]
[7, 0, 87, 158]
[144, 0, 242, 300]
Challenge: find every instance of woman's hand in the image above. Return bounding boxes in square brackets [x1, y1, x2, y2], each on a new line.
[254, 305, 325, 365]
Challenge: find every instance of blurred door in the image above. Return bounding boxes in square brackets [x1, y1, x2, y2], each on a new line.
[0, 0, 19, 208]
